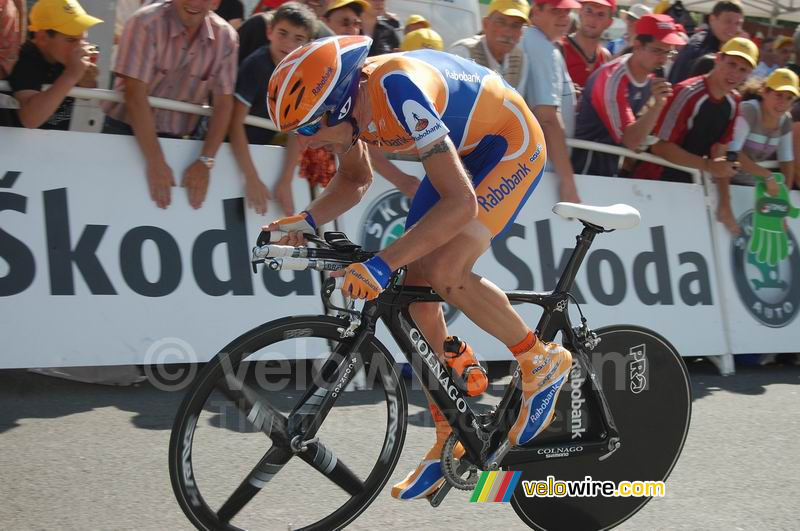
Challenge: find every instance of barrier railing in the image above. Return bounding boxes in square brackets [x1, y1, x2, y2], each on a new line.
[0, 81, 275, 130]
[1, 83, 707, 181]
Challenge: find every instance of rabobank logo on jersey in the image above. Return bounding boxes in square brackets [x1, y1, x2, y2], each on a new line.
[401, 100, 446, 145]
[445, 69, 482, 83]
[477, 162, 532, 212]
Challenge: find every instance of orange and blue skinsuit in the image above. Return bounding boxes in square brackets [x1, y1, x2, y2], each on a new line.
[359, 50, 547, 238]
[359, 51, 552, 500]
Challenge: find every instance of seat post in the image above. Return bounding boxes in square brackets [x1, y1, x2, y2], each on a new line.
[553, 223, 602, 294]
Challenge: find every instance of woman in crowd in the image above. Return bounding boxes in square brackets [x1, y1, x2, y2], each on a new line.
[729, 68, 798, 193]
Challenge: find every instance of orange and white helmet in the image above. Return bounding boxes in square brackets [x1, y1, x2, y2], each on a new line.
[268, 36, 373, 132]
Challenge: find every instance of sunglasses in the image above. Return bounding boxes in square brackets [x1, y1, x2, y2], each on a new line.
[295, 114, 326, 137]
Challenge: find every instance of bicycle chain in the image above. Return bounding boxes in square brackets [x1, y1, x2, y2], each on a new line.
[441, 432, 480, 490]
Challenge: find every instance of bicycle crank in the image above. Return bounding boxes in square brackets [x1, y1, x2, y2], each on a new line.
[441, 432, 480, 491]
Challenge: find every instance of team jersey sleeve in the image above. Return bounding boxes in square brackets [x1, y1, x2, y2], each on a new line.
[378, 70, 450, 151]
[590, 65, 635, 144]
[653, 87, 687, 143]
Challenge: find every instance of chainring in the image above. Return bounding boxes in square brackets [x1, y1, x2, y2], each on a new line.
[441, 432, 480, 490]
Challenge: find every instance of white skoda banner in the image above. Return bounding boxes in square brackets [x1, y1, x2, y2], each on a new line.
[338, 163, 728, 360]
[2, 127, 797, 368]
[0, 128, 315, 368]
[707, 180, 800, 354]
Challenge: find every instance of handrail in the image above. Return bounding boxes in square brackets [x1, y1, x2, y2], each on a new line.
[0, 81, 276, 130]
[0, 82, 782, 181]
[566, 138, 703, 184]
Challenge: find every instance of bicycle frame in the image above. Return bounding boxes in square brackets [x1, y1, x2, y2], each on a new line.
[288, 223, 622, 471]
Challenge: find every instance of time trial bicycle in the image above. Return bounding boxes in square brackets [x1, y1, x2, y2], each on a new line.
[169, 202, 691, 530]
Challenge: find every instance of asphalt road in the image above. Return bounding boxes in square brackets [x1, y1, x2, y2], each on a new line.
[1, 358, 798, 530]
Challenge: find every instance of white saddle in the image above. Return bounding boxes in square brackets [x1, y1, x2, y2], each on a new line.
[552, 202, 641, 230]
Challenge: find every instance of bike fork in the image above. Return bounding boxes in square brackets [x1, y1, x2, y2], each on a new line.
[287, 327, 371, 443]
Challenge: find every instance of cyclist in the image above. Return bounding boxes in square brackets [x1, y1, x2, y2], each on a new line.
[265, 35, 573, 500]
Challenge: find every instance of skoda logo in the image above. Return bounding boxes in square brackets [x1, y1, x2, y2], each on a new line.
[360, 190, 460, 325]
[731, 210, 800, 327]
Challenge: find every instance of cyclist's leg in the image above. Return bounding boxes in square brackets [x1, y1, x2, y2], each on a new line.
[458, 90, 572, 447]
[414, 90, 570, 447]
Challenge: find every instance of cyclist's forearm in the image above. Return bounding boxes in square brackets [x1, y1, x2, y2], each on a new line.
[305, 174, 370, 223]
[379, 197, 476, 269]
[379, 138, 477, 269]
[368, 145, 412, 186]
[305, 141, 373, 224]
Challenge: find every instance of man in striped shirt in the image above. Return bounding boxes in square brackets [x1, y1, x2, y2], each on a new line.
[101, 0, 238, 210]
[571, 14, 682, 177]
[633, 37, 757, 193]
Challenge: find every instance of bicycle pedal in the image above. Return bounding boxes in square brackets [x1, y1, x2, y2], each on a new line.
[427, 481, 453, 508]
[427, 461, 471, 507]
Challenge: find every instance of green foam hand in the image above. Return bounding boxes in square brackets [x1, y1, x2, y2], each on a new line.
[748, 173, 800, 267]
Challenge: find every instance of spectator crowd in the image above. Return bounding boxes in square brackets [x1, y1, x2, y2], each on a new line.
[2, 0, 800, 229]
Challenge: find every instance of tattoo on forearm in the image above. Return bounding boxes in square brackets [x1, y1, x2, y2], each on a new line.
[419, 140, 449, 161]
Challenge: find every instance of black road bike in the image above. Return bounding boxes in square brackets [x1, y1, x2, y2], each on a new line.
[169, 203, 692, 530]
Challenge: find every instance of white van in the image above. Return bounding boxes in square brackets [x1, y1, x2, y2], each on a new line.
[389, 0, 481, 48]
[241, 0, 481, 48]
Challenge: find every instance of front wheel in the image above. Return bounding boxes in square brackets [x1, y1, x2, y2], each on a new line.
[168, 316, 408, 531]
[510, 325, 692, 530]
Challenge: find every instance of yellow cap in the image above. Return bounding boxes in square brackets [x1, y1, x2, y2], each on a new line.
[404, 14, 429, 28]
[720, 37, 759, 68]
[29, 0, 102, 35]
[325, 0, 370, 15]
[773, 35, 794, 50]
[401, 28, 444, 51]
[488, 0, 530, 20]
[766, 68, 799, 97]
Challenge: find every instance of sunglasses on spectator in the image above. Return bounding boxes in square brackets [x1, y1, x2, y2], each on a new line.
[295, 114, 326, 136]
[646, 46, 677, 58]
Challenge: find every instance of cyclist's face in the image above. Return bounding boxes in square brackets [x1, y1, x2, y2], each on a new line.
[295, 114, 356, 154]
[325, 7, 362, 36]
[483, 12, 526, 58]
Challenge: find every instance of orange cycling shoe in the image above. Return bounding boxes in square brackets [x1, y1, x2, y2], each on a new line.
[391, 404, 464, 500]
[508, 332, 572, 447]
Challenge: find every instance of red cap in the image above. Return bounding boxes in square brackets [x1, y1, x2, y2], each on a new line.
[535, 0, 582, 9]
[635, 14, 687, 45]
[580, 0, 617, 12]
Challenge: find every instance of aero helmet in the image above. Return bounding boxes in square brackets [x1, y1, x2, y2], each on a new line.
[268, 36, 373, 132]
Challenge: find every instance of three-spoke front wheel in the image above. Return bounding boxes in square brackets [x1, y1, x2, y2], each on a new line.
[169, 316, 408, 530]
